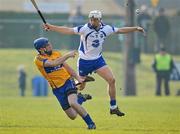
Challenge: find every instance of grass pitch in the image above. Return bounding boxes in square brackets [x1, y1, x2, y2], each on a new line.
[1, 97, 180, 134]
[0, 49, 180, 134]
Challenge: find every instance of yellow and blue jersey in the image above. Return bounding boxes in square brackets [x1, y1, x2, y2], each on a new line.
[34, 50, 71, 89]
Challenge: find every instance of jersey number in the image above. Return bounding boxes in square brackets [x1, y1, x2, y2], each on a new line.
[92, 40, 100, 48]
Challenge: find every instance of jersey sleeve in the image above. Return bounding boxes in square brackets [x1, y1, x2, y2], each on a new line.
[104, 25, 118, 36]
[73, 25, 85, 35]
[34, 56, 47, 68]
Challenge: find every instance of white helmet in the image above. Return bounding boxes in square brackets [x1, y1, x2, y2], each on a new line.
[88, 10, 102, 20]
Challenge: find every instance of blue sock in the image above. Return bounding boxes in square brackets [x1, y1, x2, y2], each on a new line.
[82, 114, 94, 125]
[77, 95, 86, 105]
[110, 99, 116, 106]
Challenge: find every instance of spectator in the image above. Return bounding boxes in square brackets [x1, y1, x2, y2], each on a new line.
[17, 65, 26, 96]
[153, 8, 170, 50]
[152, 47, 175, 96]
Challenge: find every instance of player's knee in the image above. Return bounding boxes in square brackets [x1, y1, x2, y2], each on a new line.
[69, 114, 77, 120]
[65, 107, 77, 120]
[107, 77, 115, 85]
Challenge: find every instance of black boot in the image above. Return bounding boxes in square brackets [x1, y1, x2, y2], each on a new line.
[110, 107, 125, 116]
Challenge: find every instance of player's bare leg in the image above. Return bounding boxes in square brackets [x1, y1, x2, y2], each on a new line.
[64, 107, 77, 120]
[68, 94, 87, 116]
[96, 65, 125, 116]
[96, 65, 116, 99]
[68, 94, 96, 129]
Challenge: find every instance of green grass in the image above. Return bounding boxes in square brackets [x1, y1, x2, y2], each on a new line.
[1, 97, 180, 134]
[0, 49, 180, 134]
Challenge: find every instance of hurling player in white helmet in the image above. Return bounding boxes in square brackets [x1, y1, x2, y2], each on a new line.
[43, 10, 145, 117]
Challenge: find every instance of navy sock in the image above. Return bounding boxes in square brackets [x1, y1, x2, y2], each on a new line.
[110, 99, 116, 106]
[82, 114, 94, 125]
[77, 95, 85, 105]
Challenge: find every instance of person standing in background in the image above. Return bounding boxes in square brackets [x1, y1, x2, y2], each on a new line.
[152, 47, 175, 96]
[153, 8, 170, 50]
[17, 65, 26, 97]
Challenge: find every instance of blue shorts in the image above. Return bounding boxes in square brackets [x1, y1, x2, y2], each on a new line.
[78, 56, 107, 76]
[52, 79, 77, 110]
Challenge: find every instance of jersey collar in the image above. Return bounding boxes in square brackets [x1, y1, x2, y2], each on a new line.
[87, 23, 104, 32]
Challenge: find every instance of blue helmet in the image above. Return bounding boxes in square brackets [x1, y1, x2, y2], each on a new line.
[34, 37, 49, 50]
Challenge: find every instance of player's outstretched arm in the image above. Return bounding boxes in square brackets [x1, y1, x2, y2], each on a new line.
[63, 63, 84, 83]
[44, 50, 77, 67]
[43, 23, 75, 35]
[116, 26, 146, 35]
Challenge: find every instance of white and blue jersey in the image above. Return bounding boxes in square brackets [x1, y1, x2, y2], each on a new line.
[73, 23, 118, 76]
[73, 23, 118, 60]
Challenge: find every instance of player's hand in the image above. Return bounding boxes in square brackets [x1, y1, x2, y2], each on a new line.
[42, 23, 52, 31]
[67, 50, 77, 58]
[77, 83, 86, 91]
[76, 77, 86, 91]
[76, 76, 84, 84]
[75, 76, 86, 90]
[136, 26, 146, 36]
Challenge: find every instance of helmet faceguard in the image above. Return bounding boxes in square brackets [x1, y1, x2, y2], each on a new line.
[88, 10, 102, 20]
[34, 37, 49, 51]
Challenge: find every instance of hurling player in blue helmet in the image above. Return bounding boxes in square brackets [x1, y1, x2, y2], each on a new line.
[42, 10, 145, 117]
[34, 37, 51, 54]
[33, 37, 96, 129]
